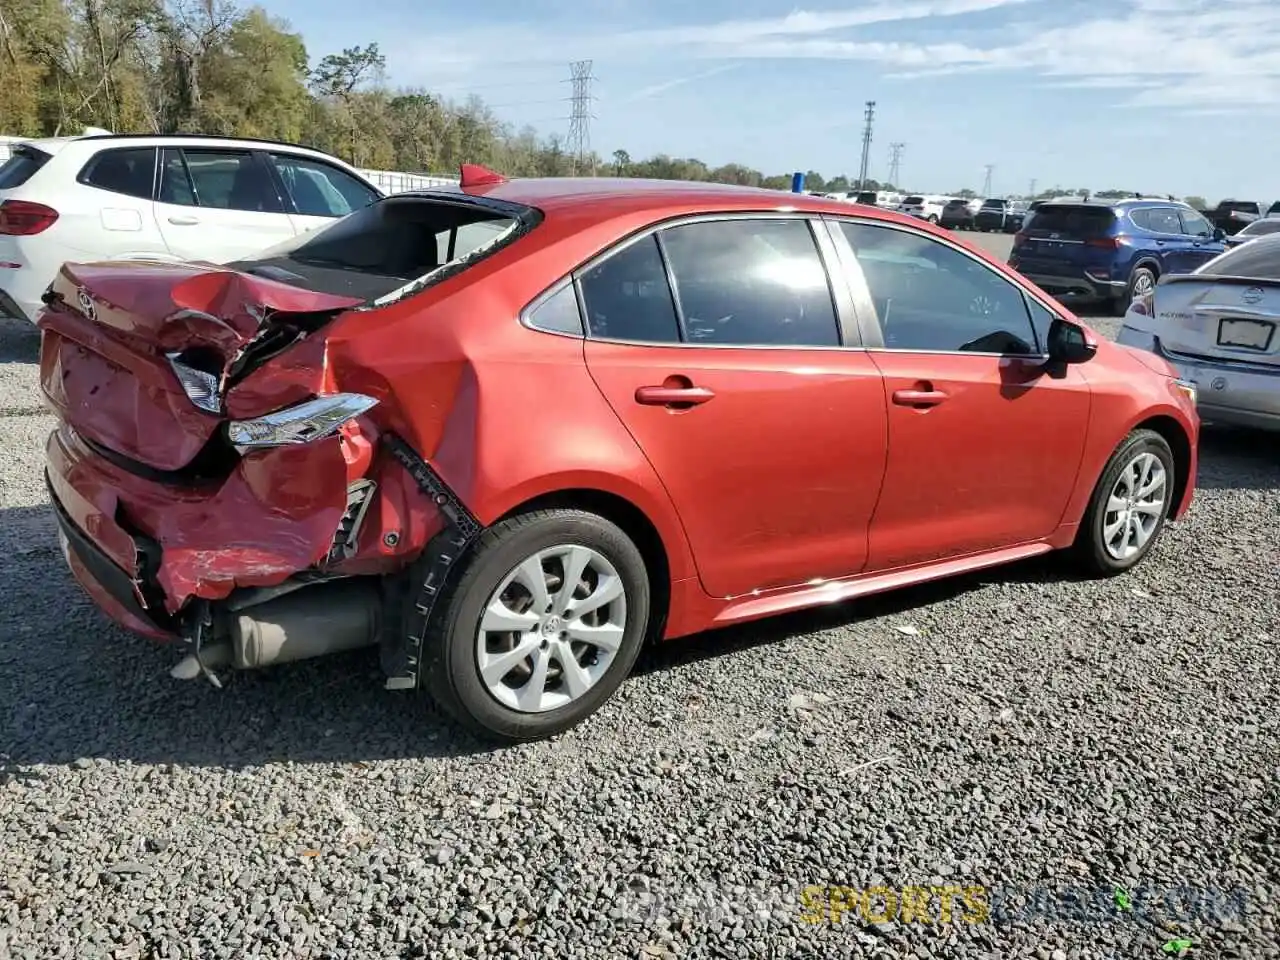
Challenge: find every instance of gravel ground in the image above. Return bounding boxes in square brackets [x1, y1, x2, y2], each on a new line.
[2, 310, 1278, 960]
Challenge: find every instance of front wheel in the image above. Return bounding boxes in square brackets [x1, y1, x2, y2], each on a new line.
[417, 509, 651, 743]
[927, 214, 940, 224]
[1071, 429, 1175, 576]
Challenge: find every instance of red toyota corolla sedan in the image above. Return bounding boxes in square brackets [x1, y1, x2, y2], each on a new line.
[38, 165, 1199, 742]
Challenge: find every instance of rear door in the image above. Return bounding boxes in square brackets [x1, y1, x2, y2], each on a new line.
[580, 214, 890, 599]
[828, 217, 1091, 570]
[154, 147, 297, 262]
[264, 151, 382, 236]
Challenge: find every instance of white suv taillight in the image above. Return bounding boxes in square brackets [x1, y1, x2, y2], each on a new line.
[0, 200, 59, 236]
[226, 394, 378, 453]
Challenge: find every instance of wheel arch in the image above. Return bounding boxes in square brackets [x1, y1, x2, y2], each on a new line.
[1130, 256, 1162, 281]
[1133, 413, 1193, 514]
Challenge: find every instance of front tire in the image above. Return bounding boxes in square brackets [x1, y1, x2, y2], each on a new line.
[1072, 429, 1175, 576]
[418, 509, 651, 743]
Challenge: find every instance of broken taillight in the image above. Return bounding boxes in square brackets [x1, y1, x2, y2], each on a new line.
[226, 394, 378, 453]
[0, 199, 59, 235]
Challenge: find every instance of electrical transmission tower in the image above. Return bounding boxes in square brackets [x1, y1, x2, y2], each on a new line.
[1028, 178, 1037, 199]
[857, 101, 876, 189]
[981, 164, 994, 197]
[887, 142, 904, 187]
[566, 60, 597, 176]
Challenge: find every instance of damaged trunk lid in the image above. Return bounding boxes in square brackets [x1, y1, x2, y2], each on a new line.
[38, 260, 362, 473]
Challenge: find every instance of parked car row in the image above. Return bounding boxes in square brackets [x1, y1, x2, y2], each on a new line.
[1003, 195, 1279, 433]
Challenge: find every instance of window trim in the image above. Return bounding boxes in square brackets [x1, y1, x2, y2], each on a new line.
[75, 146, 160, 201]
[522, 276, 586, 338]
[520, 211, 862, 351]
[822, 213, 1053, 359]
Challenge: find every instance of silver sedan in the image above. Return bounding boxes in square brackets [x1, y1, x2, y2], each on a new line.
[1117, 234, 1280, 431]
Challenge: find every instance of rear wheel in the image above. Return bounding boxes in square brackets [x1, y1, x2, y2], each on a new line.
[927, 214, 940, 224]
[417, 509, 650, 743]
[1072, 429, 1175, 576]
[1113, 265, 1157, 315]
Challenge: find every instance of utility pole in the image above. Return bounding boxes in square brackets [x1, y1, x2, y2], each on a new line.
[981, 164, 994, 197]
[857, 101, 876, 189]
[566, 60, 596, 176]
[1028, 178, 1037, 199]
[887, 142, 904, 188]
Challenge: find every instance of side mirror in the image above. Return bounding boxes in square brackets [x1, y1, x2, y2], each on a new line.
[1047, 317, 1097, 365]
[1212, 227, 1226, 241]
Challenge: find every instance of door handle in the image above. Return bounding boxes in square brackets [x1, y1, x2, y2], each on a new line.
[892, 388, 949, 408]
[167, 215, 199, 226]
[635, 385, 715, 407]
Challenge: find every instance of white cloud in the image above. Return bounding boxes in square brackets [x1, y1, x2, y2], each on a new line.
[621, 64, 743, 103]
[387, 0, 1280, 113]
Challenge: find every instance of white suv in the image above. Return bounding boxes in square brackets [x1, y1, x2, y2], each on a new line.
[0, 133, 383, 322]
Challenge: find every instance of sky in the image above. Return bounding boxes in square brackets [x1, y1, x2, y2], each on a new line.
[270, 0, 1278, 203]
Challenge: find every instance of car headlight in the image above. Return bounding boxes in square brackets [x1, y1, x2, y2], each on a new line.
[226, 393, 378, 453]
[1171, 378, 1197, 404]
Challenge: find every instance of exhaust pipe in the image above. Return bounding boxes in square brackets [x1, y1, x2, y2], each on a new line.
[170, 579, 381, 680]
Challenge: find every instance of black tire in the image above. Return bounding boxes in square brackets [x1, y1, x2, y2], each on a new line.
[1116, 265, 1158, 315]
[1071, 429, 1176, 577]
[927, 214, 940, 224]
[416, 508, 651, 743]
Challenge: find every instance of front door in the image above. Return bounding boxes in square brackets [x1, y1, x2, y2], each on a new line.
[264, 151, 382, 237]
[828, 217, 1091, 571]
[579, 217, 890, 599]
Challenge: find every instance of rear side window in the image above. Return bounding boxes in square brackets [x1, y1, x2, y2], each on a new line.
[1134, 207, 1182, 234]
[1196, 236, 1280, 280]
[579, 235, 681, 344]
[0, 146, 52, 188]
[1025, 205, 1116, 238]
[79, 147, 156, 199]
[160, 148, 282, 213]
[659, 218, 840, 347]
[229, 194, 526, 302]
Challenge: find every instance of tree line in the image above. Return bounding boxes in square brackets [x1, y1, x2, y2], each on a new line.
[0, 0, 1209, 204]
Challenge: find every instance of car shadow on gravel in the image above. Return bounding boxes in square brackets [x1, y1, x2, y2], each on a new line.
[0, 317, 39, 364]
[1196, 426, 1280, 491]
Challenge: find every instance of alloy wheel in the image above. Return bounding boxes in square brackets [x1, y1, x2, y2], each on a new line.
[474, 544, 628, 713]
[1102, 452, 1167, 561]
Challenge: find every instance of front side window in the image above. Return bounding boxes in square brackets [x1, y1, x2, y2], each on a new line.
[1142, 207, 1184, 235]
[658, 218, 840, 347]
[1178, 209, 1214, 237]
[160, 149, 282, 213]
[270, 153, 379, 217]
[838, 220, 1038, 355]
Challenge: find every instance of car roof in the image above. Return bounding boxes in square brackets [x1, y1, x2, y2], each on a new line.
[403, 176, 932, 228]
[1034, 197, 1190, 210]
[15, 132, 356, 164]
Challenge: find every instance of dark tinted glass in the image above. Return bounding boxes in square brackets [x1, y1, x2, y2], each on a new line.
[839, 221, 1037, 354]
[578, 235, 681, 343]
[80, 148, 155, 199]
[0, 146, 51, 188]
[1197, 235, 1280, 280]
[1024, 205, 1116, 238]
[660, 218, 840, 347]
[1178, 209, 1214, 237]
[1142, 207, 1183, 234]
[179, 150, 282, 213]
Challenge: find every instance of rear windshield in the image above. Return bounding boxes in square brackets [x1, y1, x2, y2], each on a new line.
[903, 196, 924, 205]
[1241, 218, 1280, 237]
[1024, 204, 1116, 238]
[230, 194, 534, 303]
[0, 145, 51, 189]
[981, 199, 1005, 209]
[855, 192, 877, 203]
[1217, 201, 1259, 213]
[1196, 234, 1280, 280]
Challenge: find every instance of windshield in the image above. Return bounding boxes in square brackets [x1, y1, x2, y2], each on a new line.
[903, 196, 924, 205]
[981, 199, 1005, 209]
[231, 194, 533, 303]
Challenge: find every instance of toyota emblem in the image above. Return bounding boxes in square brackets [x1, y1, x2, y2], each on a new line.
[1242, 286, 1264, 304]
[1211, 377, 1227, 391]
[76, 288, 96, 321]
